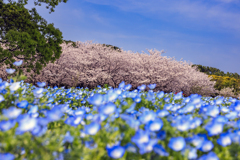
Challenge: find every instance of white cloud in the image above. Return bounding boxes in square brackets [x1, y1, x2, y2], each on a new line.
[213, 0, 240, 3]
[81, 0, 240, 35]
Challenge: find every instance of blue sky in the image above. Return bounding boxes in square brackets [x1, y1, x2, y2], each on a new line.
[2, 0, 240, 75]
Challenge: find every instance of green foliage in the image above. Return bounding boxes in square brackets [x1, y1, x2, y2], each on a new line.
[191, 64, 240, 97]
[0, 0, 65, 83]
[207, 75, 240, 96]
[2, 0, 69, 14]
[103, 83, 109, 89]
[101, 43, 122, 53]
[191, 64, 240, 79]
[58, 39, 79, 48]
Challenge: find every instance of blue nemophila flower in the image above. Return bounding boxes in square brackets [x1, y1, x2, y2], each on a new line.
[85, 138, 98, 149]
[168, 137, 186, 151]
[139, 107, 149, 113]
[199, 140, 214, 152]
[74, 108, 86, 116]
[172, 115, 193, 125]
[16, 114, 37, 134]
[80, 129, 87, 138]
[31, 125, 48, 137]
[91, 113, 108, 123]
[175, 119, 191, 132]
[104, 89, 120, 102]
[85, 113, 93, 120]
[118, 81, 125, 90]
[220, 106, 230, 113]
[147, 84, 156, 90]
[233, 101, 240, 112]
[87, 93, 104, 106]
[217, 132, 232, 147]
[214, 97, 224, 105]
[62, 131, 74, 144]
[9, 78, 14, 84]
[188, 94, 202, 104]
[85, 107, 91, 113]
[156, 130, 166, 140]
[182, 103, 196, 114]
[32, 87, 45, 97]
[124, 84, 132, 91]
[124, 143, 137, 153]
[198, 151, 219, 160]
[139, 111, 156, 124]
[205, 122, 224, 136]
[167, 104, 177, 112]
[145, 118, 163, 132]
[235, 119, 240, 128]
[5, 68, 15, 74]
[16, 100, 29, 109]
[0, 120, 16, 131]
[187, 134, 207, 149]
[32, 88, 44, 94]
[163, 103, 173, 110]
[84, 121, 101, 135]
[37, 117, 49, 126]
[0, 81, 9, 89]
[36, 82, 46, 88]
[13, 60, 23, 66]
[19, 147, 25, 155]
[137, 84, 146, 92]
[2, 107, 22, 119]
[181, 145, 198, 160]
[47, 97, 54, 103]
[64, 116, 83, 127]
[173, 91, 184, 100]
[225, 111, 238, 120]
[107, 141, 121, 149]
[206, 105, 220, 117]
[212, 116, 228, 123]
[54, 104, 70, 113]
[52, 152, 64, 160]
[153, 144, 169, 156]
[46, 107, 64, 122]
[189, 117, 202, 129]
[0, 94, 5, 103]
[0, 152, 15, 160]
[156, 109, 169, 117]
[9, 82, 20, 92]
[106, 145, 125, 159]
[28, 105, 39, 118]
[98, 102, 116, 115]
[229, 131, 240, 143]
[28, 105, 38, 114]
[156, 91, 165, 99]
[130, 94, 140, 103]
[127, 118, 140, 130]
[125, 102, 136, 113]
[138, 139, 158, 155]
[131, 129, 150, 147]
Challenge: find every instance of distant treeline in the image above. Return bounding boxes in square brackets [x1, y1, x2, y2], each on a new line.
[190, 64, 240, 96]
[191, 64, 240, 79]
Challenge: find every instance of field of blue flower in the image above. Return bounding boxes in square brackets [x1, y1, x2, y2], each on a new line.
[1, 60, 240, 160]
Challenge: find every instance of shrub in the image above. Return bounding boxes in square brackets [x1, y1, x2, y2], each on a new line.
[215, 87, 240, 99]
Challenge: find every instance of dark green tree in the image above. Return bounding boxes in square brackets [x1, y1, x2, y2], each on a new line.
[191, 64, 240, 79]
[0, 0, 69, 82]
[101, 43, 122, 53]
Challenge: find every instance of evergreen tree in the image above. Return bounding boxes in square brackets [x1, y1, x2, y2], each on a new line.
[0, 0, 69, 82]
